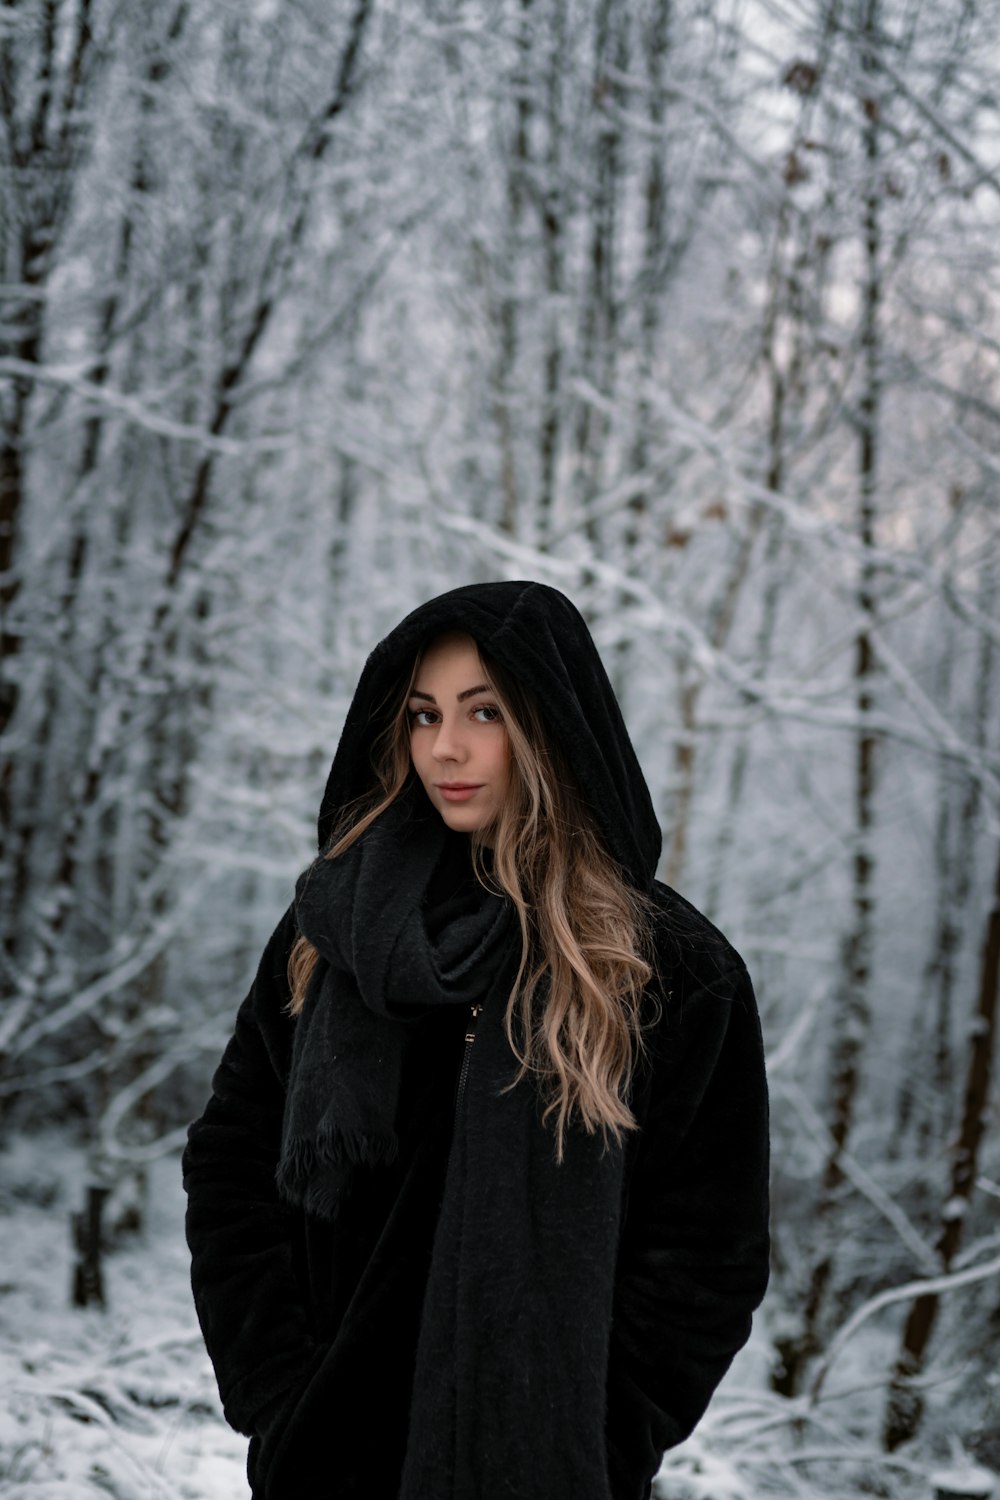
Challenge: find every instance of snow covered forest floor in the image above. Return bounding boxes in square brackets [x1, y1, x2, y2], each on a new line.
[0, 1135, 244, 1500]
[0, 1133, 973, 1500]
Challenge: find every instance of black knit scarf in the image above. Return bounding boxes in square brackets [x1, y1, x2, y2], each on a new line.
[277, 786, 630, 1499]
[276, 786, 519, 1220]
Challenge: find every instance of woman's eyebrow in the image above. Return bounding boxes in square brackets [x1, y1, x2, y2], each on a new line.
[410, 683, 491, 704]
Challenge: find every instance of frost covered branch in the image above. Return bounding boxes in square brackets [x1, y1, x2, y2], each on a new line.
[0, 357, 292, 454]
[809, 1252, 1000, 1404]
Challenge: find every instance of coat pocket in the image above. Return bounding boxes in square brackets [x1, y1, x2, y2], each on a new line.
[247, 1343, 330, 1499]
[605, 1340, 679, 1500]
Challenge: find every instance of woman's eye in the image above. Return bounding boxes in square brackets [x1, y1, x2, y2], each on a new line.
[473, 705, 501, 723]
[409, 708, 439, 727]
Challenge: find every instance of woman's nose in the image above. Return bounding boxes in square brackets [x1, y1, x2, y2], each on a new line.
[432, 720, 466, 762]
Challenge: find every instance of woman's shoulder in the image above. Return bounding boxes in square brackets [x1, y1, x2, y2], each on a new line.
[630, 882, 763, 1122]
[646, 879, 751, 1003]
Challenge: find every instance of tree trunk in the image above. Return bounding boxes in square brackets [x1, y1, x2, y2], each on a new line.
[494, 0, 533, 538]
[537, 0, 566, 544]
[575, 0, 625, 531]
[71, 1184, 110, 1309]
[883, 555, 998, 1448]
[772, 0, 883, 1396]
[883, 834, 1000, 1448]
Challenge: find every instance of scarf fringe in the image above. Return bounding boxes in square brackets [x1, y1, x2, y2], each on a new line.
[277, 1126, 400, 1198]
[302, 1178, 348, 1222]
[276, 1129, 401, 1222]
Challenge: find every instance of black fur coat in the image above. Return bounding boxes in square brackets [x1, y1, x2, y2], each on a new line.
[182, 581, 771, 1500]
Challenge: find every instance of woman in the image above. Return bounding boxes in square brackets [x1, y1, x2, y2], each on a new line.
[182, 579, 770, 1500]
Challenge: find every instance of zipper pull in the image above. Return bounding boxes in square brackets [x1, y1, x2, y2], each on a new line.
[454, 1003, 484, 1118]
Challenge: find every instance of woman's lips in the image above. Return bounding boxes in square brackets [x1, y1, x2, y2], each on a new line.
[436, 783, 484, 802]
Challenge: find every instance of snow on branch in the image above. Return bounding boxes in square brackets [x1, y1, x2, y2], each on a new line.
[428, 505, 1000, 796]
[574, 375, 1000, 647]
[873, 51, 1000, 201]
[0, 357, 292, 455]
[6, 883, 208, 1062]
[808, 1250, 1000, 1405]
[776, 1080, 938, 1275]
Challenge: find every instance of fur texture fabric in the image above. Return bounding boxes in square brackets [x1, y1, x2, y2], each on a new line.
[181, 580, 771, 1500]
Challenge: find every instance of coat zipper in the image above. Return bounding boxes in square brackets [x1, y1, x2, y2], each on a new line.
[454, 1002, 483, 1119]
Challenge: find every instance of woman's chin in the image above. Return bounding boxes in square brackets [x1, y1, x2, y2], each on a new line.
[438, 807, 486, 832]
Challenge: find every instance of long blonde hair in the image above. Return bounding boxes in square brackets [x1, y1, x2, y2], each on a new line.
[288, 634, 659, 1162]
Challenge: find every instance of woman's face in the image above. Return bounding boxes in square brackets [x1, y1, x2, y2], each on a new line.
[407, 634, 511, 834]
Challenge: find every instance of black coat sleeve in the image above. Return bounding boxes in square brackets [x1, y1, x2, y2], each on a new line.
[605, 958, 770, 1497]
[181, 902, 326, 1437]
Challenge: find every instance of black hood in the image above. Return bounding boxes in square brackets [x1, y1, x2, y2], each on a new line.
[316, 580, 662, 891]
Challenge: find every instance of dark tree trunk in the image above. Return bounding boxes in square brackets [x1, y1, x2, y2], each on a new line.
[71, 1184, 110, 1309]
[772, 0, 883, 1396]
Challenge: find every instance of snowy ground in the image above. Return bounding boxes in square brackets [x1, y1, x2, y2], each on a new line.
[0, 1133, 967, 1500]
[0, 1134, 246, 1499]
